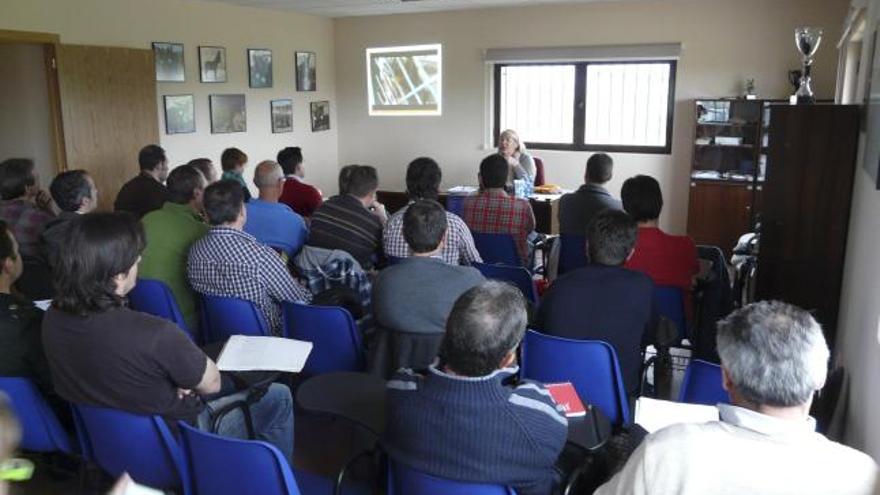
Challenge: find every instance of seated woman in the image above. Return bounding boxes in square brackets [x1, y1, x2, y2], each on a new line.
[498, 129, 536, 186]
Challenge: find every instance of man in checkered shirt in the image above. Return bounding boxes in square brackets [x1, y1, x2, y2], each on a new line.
[187, 180, 311, 336]
[462, 154, 535, 266]
[383, 157, 481, 266]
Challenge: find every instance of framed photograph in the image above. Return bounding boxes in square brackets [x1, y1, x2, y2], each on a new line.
[296, 51, 317, 91]
[209, 94, 246, 134]
[310, 100, 330, 132]
[152, 42, 185, 82]
[163, 94, 195, 134]
[271, 99, 293, 133]
[199, 46, 227, 83]
[248, 49, 273, 88]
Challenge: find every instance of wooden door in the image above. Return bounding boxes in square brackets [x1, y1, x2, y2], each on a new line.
[56, 45, 157, 211]
[686, 180, 754, 257]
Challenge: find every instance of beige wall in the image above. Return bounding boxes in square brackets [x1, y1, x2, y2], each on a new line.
[2, 0, 338, 195]
[334, 0, 847, 233]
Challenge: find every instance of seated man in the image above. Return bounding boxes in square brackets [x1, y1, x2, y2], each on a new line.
[114, 144, 170, 218]
[220, 147, 251, 202]
[140, 165, 209, 333]
[559, 153, 622, 236]
[277, 147, 323, 218]
[535, 209, 656, 395]
[308, 165, 386, 269]
[621, 174, 699, 318]
[187, 158, 217, 184]
[373, 200, 484, 372]
[0, 158, 56, 258]
[244, 160, 308, 256]
[383, 281, 567, 495]
[43, 169, 98, 260]
[596, 301, 878, 495]
[383, 157, 481, 265]
[462, 154, 535, 266]
[42, 213, 294, 462]
[188, 180, 311, 336]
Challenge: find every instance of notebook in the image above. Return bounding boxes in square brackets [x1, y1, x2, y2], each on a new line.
[545, 382, 588, 417]
[216, 335, 312, 373]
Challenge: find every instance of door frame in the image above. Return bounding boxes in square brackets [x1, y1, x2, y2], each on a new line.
[0, 29, 68, 172]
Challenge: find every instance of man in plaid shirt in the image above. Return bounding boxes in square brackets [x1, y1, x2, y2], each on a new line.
[0, 159, 56, 258]
[383, 157, 481, 266]
[187, 180, 311, 336]
[462, 154, 535, 265]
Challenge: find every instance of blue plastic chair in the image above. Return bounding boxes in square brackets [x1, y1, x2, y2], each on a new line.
[282, 302, 365, 376]
[520, 330, 631, 426]
[387, 255, 406, 265]
[472, 233, 522, 267]
[388, 460, 516, 495]
[678, 360, 728, 406]
[0, 377, 72, 454]
[72, 404, 189, 494]
[655, 286, 688, 341]
[200, 294, 271, 343]
[128, 278, 195, 342]
[472, 262, 538, 304]
[445, 195, 466, 218]
[557, 234, 588, 275]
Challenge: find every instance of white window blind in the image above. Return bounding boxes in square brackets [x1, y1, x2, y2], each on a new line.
[499, 65, 575, 144]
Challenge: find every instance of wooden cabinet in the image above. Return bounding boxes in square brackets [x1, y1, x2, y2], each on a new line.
[686, 180, 754, 255]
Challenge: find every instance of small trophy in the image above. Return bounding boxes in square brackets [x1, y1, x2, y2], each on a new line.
[794, 27, 823, 104]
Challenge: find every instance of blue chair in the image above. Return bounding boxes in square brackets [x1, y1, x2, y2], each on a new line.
[200, 294, 271, 343]
[129, 278, 195, 342]
[473, 262, 538, 304]
[282, 302, 365, 376]
[472, 233, 522, 267]
[179, 422, 337, 495]
[521, 330, 631, 426]
[445, 195, 466, 218]
[0, 377, 72, 454]
[678, 360, 728, 406]
[72, 404, 189, 494]
[387, 255, 407, 265]
[655, 286, 688, 341]
[388, 460, 516, 495]
[557, 234, 587, 276]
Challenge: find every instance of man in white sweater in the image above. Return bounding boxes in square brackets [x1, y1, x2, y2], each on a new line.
[596, 300, 877, 495]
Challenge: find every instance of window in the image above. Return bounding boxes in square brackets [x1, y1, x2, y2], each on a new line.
[494, 60, 676, 153]
[366, 44, 442, 116]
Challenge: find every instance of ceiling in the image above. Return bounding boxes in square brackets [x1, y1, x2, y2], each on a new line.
[200, 0, 641, 18]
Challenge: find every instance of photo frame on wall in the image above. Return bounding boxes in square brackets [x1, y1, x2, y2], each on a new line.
[296, 51, 317, 91]
[152, 42, 185, 82]
[163, 94, 195, 134]
[271, 99, 293, 133]
[310, 100, 330, 132]
[210, 94, 247, 134]
[248, 49, 273, 88]
[199, 46, 227, 83]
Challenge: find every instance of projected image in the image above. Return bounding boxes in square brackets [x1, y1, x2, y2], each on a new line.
[367, 44, 441, 116]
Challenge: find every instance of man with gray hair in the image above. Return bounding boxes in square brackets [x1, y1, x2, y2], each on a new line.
[243, 160, 307, 256]
[596, 301, 878, 495]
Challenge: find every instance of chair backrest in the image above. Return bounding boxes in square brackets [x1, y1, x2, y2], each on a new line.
[533, 157, 545, 187]
[678, 359, 728, 406]
[445, 195, 466, 218]
[0, 377, 72, 454]
[472, 262, 538, 304]
[557, 234, 588, 276]
[387, 255, 406, 265]
[72, 404, 188, 493]
[282, 302, 364, 376]
[655, 285, 688, 341]
[199, 294, 271, 343]
[388, 460, 516, 495]
[129, 278, 194, 342]
[179, 422, 301, 495]
[472, 233, 521, 267]
[520, 330, 631, 426]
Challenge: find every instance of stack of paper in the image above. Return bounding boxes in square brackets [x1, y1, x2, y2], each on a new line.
[216, 335, 313, 373]
[635, 397, 719, 433]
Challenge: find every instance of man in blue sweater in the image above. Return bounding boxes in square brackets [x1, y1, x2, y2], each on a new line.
[382, 281, 568, 495]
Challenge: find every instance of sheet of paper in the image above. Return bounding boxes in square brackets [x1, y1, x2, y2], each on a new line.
[216, 335, 313, 373]
[34, 300, 52, 311]
[635, 397, 719, 433]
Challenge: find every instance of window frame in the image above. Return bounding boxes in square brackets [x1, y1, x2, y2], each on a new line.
[493, 59, 677, 154]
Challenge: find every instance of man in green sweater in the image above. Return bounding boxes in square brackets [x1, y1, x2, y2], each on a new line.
[139, 165, 208, 334]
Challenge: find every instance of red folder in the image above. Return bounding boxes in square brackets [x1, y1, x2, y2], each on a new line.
[546, 382, 588, 417]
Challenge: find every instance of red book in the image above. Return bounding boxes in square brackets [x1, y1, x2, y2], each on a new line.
[546, 382, 588, 417]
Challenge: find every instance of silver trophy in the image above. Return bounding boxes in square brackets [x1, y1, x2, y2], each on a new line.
[794, 27, 823, 104]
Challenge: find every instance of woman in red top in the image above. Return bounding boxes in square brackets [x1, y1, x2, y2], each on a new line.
[621, 175, 699, 319]
[277, 146, 323, 218]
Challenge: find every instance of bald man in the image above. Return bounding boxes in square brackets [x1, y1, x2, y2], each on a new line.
[243, 160, 308, 256]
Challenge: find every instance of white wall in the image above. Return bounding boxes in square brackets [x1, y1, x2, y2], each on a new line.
[334, 0, 847, 233]
[0, 43, 55, 186]
[2, 0, 338, 195]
